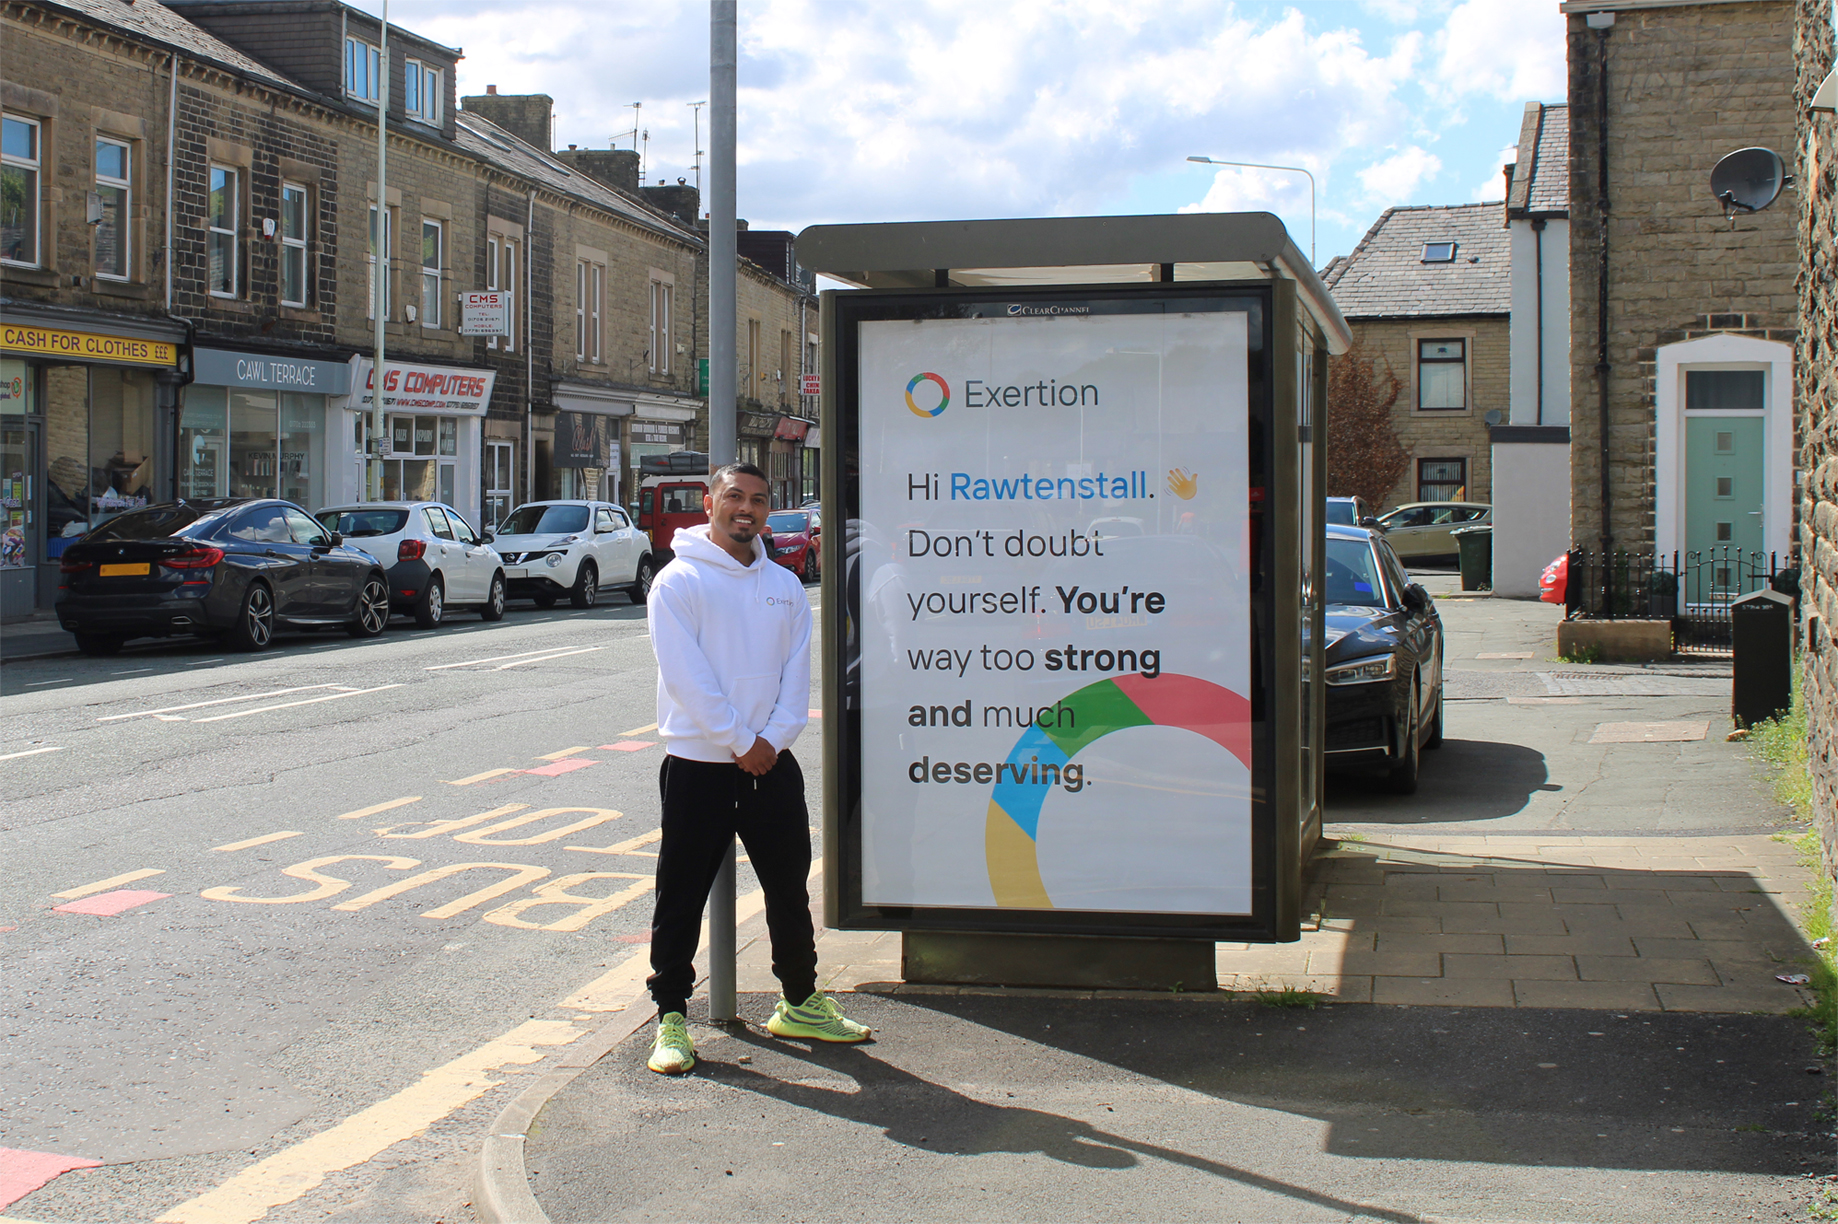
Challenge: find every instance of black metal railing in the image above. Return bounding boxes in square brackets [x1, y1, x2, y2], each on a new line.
[1564, 547, 1798, 654]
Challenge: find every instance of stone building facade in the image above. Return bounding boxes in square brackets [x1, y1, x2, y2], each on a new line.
[1562, 0, 1800, 567]
[1323, 202, 1510, 513]
[1794, 0, 1836, 879]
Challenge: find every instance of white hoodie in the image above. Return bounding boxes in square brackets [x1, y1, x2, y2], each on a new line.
[648, 523, 811, 763]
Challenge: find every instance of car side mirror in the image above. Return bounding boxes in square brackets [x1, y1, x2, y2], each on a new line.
[329, 531, 344, 547]
[1402, 583, 1429, 611]
[482, 527, 495, 540]
[1359, 516, 1379, 528]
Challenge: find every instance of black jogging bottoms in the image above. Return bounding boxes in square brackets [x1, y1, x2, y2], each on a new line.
[646, 751, 817, 1018]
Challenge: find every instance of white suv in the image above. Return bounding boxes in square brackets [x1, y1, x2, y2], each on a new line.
[314, 501, 508, 627]
[487, 500, 656, 608]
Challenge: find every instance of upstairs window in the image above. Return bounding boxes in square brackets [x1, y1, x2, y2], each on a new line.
[280, 183, 308, 306]
[2, 113, 41, 266]
[405, 60, 441, 123]
[486, 233, 517, 352]
[1416, 338, 1466, 411]
[1421, 242, 1455, 263]
[649, 279, 672, 373]
[345, 37, 380, 103]
[420, 219, 442, 328]
[208, 165, 238, 297]
[94, 138, 130, 280]
[367, 204, 393, 320]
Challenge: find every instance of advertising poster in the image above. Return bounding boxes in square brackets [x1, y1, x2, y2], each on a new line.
[855, 302, 1253, 917]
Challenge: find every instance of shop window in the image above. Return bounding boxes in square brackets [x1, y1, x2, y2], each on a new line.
[486, 440, 514, 527]
[209, 166, 238, 297]
[420, 219, 442, 328]
[181, 387, 228, 500]
[649, 278, 672, 372]
[345, 37, 380, 103]
[1417, 457, 1466, 503]
[800, 447, 819, 504]
[279, 392, 322, 509]
[405, 60, 441, 124]
[2, 113, 40, 266]
[380, 413, 456, 503]
[1417, 339, 1464, 410]
[44, 366, 157, 545]
[94, 137, 130, 280]
[280, 183, 308, 306]
[368, 205, 393, 320]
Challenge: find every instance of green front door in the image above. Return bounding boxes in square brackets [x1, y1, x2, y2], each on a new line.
[1685, 415, 1763, 589]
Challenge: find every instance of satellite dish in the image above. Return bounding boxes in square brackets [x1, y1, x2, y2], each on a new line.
[1710, 147, 1791, 217]
[1484, 409, 1503, 427]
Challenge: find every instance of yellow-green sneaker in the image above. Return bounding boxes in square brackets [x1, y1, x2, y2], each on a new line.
[647, 1011, 695, 1074]
[766, 992, 871, 1043]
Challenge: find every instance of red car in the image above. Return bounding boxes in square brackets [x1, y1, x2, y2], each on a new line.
[764, 509, 819, 581]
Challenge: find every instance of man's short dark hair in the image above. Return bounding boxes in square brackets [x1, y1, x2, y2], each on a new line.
[710, 462, 768, 492]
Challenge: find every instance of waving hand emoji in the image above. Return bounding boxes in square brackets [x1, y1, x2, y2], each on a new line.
[1167, 468, 1199, 500]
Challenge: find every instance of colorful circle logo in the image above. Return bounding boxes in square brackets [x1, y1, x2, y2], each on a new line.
[905, 372, 950, 418]
[984, 673, 1252, 908]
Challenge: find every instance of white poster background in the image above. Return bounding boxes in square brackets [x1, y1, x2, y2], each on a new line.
[857, 309, 1252, 915]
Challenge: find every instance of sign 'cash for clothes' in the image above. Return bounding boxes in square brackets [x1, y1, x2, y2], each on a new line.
[856, 303, 1253, 917]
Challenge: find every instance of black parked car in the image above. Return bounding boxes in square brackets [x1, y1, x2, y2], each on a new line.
[55, 498, 390, 656]
[1322, 524, 1445, 793]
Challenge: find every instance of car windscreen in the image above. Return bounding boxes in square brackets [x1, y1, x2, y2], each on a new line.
[85, 504, 229, 541]
[1324, 537, 1388, 608]
[317, 508, 410, 537]
[1323, 501, 1355, 526]
[500, 504, 590, 535]
[766, 512, 809, 533]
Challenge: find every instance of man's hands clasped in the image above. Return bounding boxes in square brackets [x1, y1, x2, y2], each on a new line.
[735, 735, 778, 776]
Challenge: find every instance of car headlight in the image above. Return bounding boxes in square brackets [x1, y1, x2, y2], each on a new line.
[1326, 654, 1397, 686]
[544, 552, 565, 568]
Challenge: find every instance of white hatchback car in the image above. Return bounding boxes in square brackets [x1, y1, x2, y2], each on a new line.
[486, 500, 656, 608]
[314, 501, 507, 627]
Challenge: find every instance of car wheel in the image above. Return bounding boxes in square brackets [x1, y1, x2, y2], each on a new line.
[1387, 679, 1421, 795]
[627, 557, 656, 605]
[1423, 686, 1445, 750]
[481, 572, 507, 622]
[347, 575, 390, 638]
[414, 576, 445, 629]
[73, 632, 124, 657]
[229, 582, 275, 651]
[801, 546, 818, 583]
[532, 592, 558, 609]
[570, 562, 598, 609]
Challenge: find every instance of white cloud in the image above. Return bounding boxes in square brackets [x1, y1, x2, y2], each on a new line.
[1358, 146, 1443, 203]
[1432, 0, 1566, 103]
[1471, 143, 1518, 201]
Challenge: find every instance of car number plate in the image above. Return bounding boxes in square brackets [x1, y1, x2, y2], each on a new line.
[503, 566, 527, 579]
[99, 562, 150, 576]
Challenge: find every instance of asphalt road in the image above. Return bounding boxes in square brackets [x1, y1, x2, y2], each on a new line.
[0, 589, 822, 1222]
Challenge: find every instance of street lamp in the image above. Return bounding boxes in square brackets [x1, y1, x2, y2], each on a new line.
[1186, 155, 1315, 266]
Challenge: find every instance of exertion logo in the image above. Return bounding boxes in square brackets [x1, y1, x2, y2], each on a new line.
[905, 372, 950, 418]
[984, 673, 1251, 908]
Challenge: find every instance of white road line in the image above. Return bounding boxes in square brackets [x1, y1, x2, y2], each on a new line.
[425, 646, 596, 671]
[191, 684, 402, 723]
[111, 667, 154, 675]
[0, 745, 67, 762]
[99, 685, 339, 722]
[213, 830, 305, 852]
[24, 678, 74, 686]
[492, 647, 602, 670]
[187, 658, 226, 666]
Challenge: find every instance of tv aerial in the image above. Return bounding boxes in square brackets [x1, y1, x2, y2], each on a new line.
[1710, 147, 1794, 225]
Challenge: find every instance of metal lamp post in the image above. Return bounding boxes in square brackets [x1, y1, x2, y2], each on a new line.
[1186, 155, 1316, 266]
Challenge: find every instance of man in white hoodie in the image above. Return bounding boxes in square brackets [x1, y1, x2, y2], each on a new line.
[643, 462, 871, 1074]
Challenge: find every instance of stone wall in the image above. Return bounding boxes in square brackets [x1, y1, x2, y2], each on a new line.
[1795, 0, 1837, 882]
[1566, 0, 1800, 552]
[1340, 314, 1508, 510]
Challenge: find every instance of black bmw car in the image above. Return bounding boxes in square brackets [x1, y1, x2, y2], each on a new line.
[55, 499, 390, 655]
[1323, 524, 1445, 794]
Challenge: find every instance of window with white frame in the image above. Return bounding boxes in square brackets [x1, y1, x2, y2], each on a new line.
[420, 219, 441, 328]
[208, 165, 238, 297]
[590, 264, 602, 364]
[577, 260, 602, 363]
[575, 262, 586, 361]
[649, 278, 672, 373]
[486, 233, 517, 352]
[94, 137, 130, 280]
[367, 204, 392, 319]
[1, 113, 40, 266]
[280, 182, 307, 306]
[1416, 338, 1466, 411]
[345, 37, 380, 102]
[404, 60, 441, 123]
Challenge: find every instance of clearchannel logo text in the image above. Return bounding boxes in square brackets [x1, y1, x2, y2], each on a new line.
[1005, 303, 1092, 316]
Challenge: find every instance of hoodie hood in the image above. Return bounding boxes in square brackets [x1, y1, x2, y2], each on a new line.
[670, 523, 766, 572]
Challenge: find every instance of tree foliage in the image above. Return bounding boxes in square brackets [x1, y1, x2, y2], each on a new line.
[1326, 342, 1410, 509]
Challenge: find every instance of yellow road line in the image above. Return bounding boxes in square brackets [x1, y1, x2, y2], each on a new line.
[446, 769, 516, 786]
[213, 831, 304, 853]
[564, 828, 663, 856]
[617, 721, 659, 737]
[537, 746, 593, 761]
[53, 868, 165, 899]
[335, 797, 421, 821]
[153, 1020, 585, 1224]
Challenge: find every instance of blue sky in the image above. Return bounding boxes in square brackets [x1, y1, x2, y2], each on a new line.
[350, 1, 1568, 267]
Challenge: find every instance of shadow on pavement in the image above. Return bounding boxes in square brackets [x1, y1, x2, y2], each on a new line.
[1326, 738, 1550, 823]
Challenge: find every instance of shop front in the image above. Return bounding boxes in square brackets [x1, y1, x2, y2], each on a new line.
[770, 414, 812, 509]
[552, 382, 631, 505]
[179, 348, 351, 516]
[1, 308, 185, 616]
[623, 395, 701, 513]
[330, 357, 496, 529]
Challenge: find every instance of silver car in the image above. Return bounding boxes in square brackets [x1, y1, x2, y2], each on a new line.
[314, 501, 507, 627]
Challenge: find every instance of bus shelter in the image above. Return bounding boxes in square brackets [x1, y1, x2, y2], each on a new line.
[797, 213, 1350, 987]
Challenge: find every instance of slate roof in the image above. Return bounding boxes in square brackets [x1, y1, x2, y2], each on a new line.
[42, 0, 297, 88]
[1507, 102, 1569, 218]
[453, 113, 703, 248]
[1322, 202, 1509, 319]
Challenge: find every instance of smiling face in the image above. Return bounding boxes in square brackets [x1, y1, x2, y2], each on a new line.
[705, 469, 771, 563]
